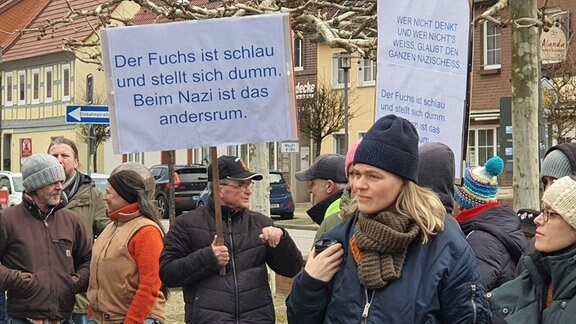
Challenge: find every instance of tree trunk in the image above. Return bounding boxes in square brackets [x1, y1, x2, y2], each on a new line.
[168, 150, 176, 225]
[249, 143, 270, 216]
[248, 143, 274, 295]
[510, 0, 540, 210]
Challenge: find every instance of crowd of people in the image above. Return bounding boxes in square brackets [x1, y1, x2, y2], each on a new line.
[0, 117, 574, 323]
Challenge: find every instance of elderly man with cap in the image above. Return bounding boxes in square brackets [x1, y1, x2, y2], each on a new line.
[296, 154, 347, 226]
[160, 155, 302, 323]
[0, 153, 92, 323]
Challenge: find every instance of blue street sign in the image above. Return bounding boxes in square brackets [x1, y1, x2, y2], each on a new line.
[66, 105, 110, 124]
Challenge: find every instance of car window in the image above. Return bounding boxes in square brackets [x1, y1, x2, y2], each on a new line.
[11, 175, 24, 193]
[176, 167, 207, 182]
[270, 173, 284, 184]
[0, 177, 10, 191]
[92, 177, 108, 194]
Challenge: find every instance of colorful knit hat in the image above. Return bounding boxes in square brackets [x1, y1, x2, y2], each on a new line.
[454, 156, 504, 209]
[542, 176, 576, 229]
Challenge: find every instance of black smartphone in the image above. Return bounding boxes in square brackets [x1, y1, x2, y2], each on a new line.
[314, 238, 339, 254]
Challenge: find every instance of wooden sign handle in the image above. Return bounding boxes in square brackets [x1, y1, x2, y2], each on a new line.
[210, 147, 226, 276]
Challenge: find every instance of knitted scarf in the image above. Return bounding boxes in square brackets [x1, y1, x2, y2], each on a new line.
[353, 210, 420, 289]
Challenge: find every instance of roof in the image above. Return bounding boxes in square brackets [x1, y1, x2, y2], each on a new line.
[130, 0, 223, 25]
[0, 0, 49, 50]
[2, 0, 113, 62]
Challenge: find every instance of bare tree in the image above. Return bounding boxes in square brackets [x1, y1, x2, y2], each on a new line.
[298, 81, 358, 157]
[541, 51, 576, 144]
[15, 0, 378, 66]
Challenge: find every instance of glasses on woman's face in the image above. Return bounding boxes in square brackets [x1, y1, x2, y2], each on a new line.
[221, 181, 254, 190]
[540, 208, 561, 223]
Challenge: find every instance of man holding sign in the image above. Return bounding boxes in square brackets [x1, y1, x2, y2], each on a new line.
[160, 156, 302, 323]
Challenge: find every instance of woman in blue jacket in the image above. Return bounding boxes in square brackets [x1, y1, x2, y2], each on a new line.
[286, 115, 491, 323]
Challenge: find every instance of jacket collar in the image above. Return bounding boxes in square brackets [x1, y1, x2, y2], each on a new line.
[456, 201, 501, 222]
[307, 189, 344, 225]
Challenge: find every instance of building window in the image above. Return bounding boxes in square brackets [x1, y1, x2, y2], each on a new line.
[18, 70, 26, 104]
[483, 21, 501, 69]
[294, 37, 303, 71]
[359, 58, 376, 86]
[467, 128, 498, 167]
[45, 67, 53, 102]
[32, 69, 40, 103]
[333, 133, 346, 156]
[332, 57, 350, 88]
[62, 64, 70, 100]
[5, 74, 13, 106]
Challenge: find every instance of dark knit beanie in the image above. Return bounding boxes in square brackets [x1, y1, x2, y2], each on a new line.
[353, 115, 419, 183]
[108, 171, 139, 204]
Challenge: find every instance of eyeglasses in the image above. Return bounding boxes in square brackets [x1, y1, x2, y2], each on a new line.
[540, 208, 561, 223]
[221, 181, 254, 190]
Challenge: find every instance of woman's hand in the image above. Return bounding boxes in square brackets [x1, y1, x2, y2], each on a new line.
[304, 243, 344, 282]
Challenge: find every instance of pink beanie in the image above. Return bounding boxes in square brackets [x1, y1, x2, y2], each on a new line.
[345, 138, 363, 179]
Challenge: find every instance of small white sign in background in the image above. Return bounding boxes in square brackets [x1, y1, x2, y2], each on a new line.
[101, 14, 298, 154]
[281, 142, 299, 153]
[376, 0, 470, 180]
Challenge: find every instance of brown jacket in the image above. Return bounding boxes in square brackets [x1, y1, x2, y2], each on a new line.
[0, 195, 92, 319]
[88, 212, 166, 323]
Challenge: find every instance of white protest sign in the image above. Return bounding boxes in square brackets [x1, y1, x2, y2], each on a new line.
[376, 0, 470, 180]
[100, 14, 297, 154]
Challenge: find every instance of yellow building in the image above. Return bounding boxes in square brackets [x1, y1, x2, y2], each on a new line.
[0, 0, 139, 173]
[316, 43, 377, 156]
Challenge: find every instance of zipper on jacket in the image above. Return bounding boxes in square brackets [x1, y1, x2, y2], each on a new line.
[470, 284, 478, 324]
[361, 287, 375, 324]
[228, 216, 240, 324]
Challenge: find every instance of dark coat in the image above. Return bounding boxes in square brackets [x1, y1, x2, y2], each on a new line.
[0, 196, 92, 319]
[159, 200, 303, 324]
[488, 246, 576, 324]
[286, 216, 491, 323]
[457, 203, 527, 291]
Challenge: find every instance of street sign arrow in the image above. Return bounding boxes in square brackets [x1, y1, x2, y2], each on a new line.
[66, 105, 110, 124]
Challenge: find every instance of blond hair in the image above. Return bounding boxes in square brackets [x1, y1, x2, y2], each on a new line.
[395, 181, 446, 244]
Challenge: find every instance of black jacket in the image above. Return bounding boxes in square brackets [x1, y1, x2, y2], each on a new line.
[160, 200, 303, 323]
[457, 203, 527, 291]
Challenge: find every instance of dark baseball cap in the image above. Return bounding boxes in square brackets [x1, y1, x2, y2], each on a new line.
[208, 156, 263, 181]
[296, 154, 347, 183]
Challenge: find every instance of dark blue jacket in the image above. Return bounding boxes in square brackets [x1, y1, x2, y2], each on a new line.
[457, 203, 527, 291]
[286, 216, 491, 323]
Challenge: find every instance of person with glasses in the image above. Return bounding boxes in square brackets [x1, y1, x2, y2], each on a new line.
[487, 174, 576, 323]
[515, 143, 576, 274]
[160, 155, 303, 323]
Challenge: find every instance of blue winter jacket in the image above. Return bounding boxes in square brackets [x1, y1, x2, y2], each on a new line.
[286, 216, 491, 323]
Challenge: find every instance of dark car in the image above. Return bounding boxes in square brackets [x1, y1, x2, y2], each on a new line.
[150, 164, 208, 219]
[196, 170, 295, 219]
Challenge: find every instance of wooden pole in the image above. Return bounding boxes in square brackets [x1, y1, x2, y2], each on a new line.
[210, 147, 226, 276]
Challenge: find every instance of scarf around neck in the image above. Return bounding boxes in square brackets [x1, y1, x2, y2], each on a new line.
[353, 210, 420, 289]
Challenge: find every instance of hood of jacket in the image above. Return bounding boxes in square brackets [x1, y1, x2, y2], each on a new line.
[458, 204, 526, 263]
[418, 142, 455, 213]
